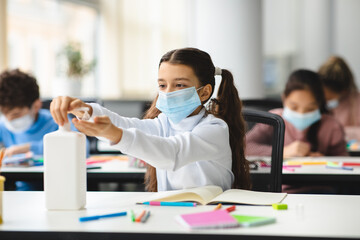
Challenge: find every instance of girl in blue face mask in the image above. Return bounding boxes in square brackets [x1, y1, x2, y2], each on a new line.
[318, 56, 360, 143]
[246, 69, 348, 158]
[50, 48, 251, 192]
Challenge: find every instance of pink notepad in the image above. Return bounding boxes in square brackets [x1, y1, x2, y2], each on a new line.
[175, 209, 239, 230]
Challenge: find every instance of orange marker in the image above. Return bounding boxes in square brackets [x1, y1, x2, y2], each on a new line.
[0, 148, 5, 169]
[213, 203, 222, 211]
[135, 210, 146, 222]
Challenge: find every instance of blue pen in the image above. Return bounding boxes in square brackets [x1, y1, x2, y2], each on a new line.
[79, 211, 127, 222]
[326, 165, 354, 171]
[141, 201, 196, 207]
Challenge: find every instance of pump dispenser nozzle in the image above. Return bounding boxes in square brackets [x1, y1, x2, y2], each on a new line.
[59, 122, 71, 131]
[73, 107, 90, 121]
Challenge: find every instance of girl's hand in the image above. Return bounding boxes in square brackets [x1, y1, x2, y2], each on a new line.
[72, 116, 123, 144]
[284, 140, 311, 158]
[50, 96, 93, 126]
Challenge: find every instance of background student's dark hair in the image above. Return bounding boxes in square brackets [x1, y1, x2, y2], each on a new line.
[284, 69, 328, 152]
[143, 48, 251, 192]
[318, 56, 357, 95]
[0, 69, 39, 110]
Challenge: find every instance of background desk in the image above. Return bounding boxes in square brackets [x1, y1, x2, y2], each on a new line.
[1, 191, 360, 240]
[281, 156, 360, 193]
[2, 156, 360, 193]
[1, 159, 146, 191]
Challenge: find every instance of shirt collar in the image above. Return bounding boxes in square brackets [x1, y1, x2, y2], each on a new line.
[168, 108, 206, 131]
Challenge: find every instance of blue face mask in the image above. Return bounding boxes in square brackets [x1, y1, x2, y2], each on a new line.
[156, 86, 202, 124]
[283, 107, 321, 131]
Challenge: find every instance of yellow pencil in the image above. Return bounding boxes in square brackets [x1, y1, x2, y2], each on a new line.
[213, 203, 222, 210]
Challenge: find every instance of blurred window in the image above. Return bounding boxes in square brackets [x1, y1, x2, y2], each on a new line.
[7, 0, 98, 97]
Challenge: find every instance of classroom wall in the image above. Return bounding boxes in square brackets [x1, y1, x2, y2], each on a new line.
[334, 0, 360, 85]
[187, 0, 265, 100]
[263, 0, 360, 91]
[187, 0, 360, 100]
[0, 0, 7, 72]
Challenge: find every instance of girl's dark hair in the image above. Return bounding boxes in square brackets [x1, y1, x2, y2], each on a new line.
[0, 69, 39, 110]
[284, 69, 327, 152]
[143, 48, 251, 192]
[318, 56, 357, 95]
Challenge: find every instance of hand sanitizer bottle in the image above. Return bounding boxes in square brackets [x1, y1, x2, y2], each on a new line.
[44, 122, 86, 210]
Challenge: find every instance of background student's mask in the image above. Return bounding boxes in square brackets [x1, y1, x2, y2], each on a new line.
[283, 107, 321, 131]
[156, 86, 202, 124]
[2, 113, 35, 133]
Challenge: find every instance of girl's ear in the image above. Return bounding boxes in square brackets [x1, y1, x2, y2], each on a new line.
[199, 84, 212, 102]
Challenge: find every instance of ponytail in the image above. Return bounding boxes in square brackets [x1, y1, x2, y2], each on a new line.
[143, 96, 160, 192]
[208, 69, 251, 190]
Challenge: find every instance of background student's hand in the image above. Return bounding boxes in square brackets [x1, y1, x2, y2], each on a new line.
[4, 144, 30, 157]
[283, 140, 311, 158]
[72, 116, 123, 144]
[50, 96, 93, 126]
[308, 152, 324, 157]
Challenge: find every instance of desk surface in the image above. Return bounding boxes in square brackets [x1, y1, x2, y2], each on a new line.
[0, 191, 360, 240]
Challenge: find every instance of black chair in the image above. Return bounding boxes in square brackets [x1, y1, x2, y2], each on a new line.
[243, 109, 285, 192]
[242, 98, 283, 112]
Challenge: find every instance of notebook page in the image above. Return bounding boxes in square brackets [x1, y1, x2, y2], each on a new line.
[141, 185, 223, 205]
[209, 189, 287, 205]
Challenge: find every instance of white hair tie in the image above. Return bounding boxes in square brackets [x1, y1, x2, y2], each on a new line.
[214, 67, 222, 76]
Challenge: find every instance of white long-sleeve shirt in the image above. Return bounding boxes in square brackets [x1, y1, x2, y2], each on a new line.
[90, 103, 234, 191]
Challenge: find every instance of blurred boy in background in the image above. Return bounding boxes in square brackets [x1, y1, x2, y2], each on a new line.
[0, 69, 58, 157]
[0, 69, 89, 190]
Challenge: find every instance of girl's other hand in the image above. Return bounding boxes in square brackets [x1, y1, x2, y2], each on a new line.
[72, 116, 123, 144]
[284, 140, 311, 158]
[50, 96, 93, 126]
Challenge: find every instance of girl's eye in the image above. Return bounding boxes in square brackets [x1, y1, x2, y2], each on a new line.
[158, 84, 166, 89]
[290, 106, 297, 111]
[176, 84, 186, 88]
[305, 108, 317, 112]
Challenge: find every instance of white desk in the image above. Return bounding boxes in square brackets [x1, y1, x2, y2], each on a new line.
[0, 191, 360, 240]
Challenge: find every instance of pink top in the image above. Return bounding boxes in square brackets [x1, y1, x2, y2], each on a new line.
[331, 92, 360, 141]
[246, 108, 348, 156]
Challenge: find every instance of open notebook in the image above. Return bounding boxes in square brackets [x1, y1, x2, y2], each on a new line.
[140, 185, 287, 206]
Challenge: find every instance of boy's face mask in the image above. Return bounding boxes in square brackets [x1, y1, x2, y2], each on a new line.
[156, 86, 202, 124]
[282, 106, 321, 131]
[2, 108, 35, 133]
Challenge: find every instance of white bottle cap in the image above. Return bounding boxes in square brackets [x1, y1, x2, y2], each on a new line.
[59, 122, 71, 131]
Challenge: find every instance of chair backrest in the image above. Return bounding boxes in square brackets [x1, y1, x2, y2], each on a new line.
[242, 98, 283, 112]
[242, 109, 285, 192]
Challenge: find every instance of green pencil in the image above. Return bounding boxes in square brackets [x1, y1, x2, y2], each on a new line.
[130, 210, 135, 222]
